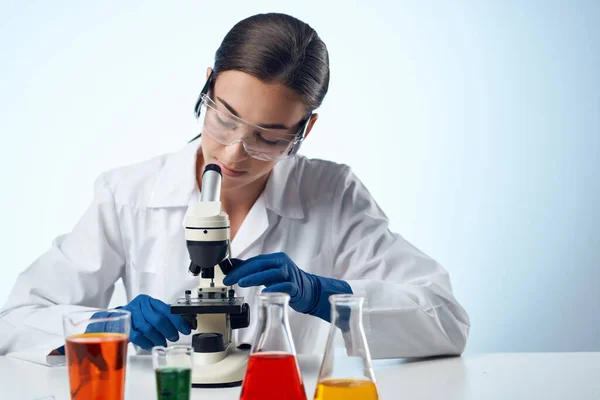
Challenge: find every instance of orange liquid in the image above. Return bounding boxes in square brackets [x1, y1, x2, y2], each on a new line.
[240, 352, 307, 400]
[313, 378, 379, 400]
[65, 333, 128, 400]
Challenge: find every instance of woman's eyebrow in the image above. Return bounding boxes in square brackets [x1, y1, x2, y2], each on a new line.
[216, 96, 291, 130]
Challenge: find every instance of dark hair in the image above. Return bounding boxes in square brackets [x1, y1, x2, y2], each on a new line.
[213, 13, 330, 111]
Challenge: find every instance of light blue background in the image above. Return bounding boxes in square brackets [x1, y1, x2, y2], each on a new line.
[1, 1, 598, 353]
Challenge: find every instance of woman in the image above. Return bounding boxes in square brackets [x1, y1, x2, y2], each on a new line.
[0, 13, 469, 359]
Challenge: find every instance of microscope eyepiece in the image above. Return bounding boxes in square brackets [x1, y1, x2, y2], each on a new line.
[203, 163, 221, 175]
[200, 164, 222, 202]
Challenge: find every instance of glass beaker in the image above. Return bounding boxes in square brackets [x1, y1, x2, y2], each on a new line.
[239, 292, 307, 400]
[62, 309, 131, 400]
[313, 295, 379, 400]
[152, 345, 193, 400]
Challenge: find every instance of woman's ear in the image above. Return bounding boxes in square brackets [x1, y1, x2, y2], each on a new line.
[303, 113, 319, 140]
[206, 67, 213, 80]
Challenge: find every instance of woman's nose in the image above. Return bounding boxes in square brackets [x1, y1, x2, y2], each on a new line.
[223, 140, 249, 163]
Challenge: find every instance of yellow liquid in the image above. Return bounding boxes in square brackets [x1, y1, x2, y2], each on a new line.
[313, 378, 379, 400]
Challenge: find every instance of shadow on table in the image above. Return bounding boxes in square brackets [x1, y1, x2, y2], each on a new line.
[374, 354, 464, 366]
[297, 355, 323, 374]
[374, 355, 469, 400]
[127, 355, 153, 369]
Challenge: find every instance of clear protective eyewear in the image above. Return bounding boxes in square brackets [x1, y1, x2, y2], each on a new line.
[195, 93, 310, 161]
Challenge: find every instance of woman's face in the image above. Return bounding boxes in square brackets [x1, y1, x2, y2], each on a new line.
[200, 69, 317, 192]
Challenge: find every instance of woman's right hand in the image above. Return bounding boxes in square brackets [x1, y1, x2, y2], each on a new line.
[118, 294, 192, 350]
[86, 294, 191, 350]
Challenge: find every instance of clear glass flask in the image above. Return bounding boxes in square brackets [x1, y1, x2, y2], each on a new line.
[313, 295, 379, 400]
[239, 292, 307, 400]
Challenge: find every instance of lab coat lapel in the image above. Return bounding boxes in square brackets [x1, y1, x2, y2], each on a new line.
[230, 191, 269, 259]
[228, 157, 304, 258]
[148, 140, 200, 208]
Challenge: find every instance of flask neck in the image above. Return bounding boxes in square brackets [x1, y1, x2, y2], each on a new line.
[331, 299, 363, 332]
[318, 295, 376, 383]
[330, 295, 368, 357]
[252, 293, 296, 355]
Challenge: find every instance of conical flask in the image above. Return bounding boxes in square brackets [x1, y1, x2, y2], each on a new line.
[239, 292, 307, 400]
[313, 294, 379, 400]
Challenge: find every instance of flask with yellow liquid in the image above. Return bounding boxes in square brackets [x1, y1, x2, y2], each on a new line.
[313, 294, 379, 400]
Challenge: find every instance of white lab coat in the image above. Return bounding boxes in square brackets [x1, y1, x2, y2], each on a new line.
[0, 139, 469, 360]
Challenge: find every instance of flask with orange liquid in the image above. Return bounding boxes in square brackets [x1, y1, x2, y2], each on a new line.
[313, 295, 379, 400]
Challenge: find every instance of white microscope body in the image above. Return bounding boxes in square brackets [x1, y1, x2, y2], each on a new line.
[170, 164, 250, 388]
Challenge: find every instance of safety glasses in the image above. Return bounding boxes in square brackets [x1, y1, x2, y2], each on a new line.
[197, 94, 311, 161]
[189, 72, 311, 161]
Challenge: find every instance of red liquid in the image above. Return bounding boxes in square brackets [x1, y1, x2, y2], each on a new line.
[240, 352, 307, 400]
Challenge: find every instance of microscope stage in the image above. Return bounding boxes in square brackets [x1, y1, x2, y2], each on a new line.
[171, 297, 246, 315]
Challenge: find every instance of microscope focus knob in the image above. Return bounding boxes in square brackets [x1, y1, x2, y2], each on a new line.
[192, 333, 225, 353]
[230, 303, 250, 330]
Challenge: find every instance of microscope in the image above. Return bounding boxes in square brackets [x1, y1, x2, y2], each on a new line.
[171, 163, 250, 388]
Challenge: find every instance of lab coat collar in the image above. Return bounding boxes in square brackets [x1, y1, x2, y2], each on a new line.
[262, 156, 304, 220]
[147, 137, 304, 220]
[147, 140, 201, 208]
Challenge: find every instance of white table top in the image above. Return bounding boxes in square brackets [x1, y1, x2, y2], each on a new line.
[1, 352, 599, 399]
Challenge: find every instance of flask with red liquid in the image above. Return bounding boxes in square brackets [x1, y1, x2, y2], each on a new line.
[239, 292, 307, 400]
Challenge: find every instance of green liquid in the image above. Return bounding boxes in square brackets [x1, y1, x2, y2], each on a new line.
[155, 367, 191, 400]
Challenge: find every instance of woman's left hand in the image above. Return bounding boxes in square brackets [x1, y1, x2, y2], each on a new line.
[223, 252, 352, 322]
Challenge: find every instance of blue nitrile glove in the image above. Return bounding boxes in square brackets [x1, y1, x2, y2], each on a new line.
[83, 295, 191, 350]
[120, 295, 191, 350]
[223, 252, 352, 322]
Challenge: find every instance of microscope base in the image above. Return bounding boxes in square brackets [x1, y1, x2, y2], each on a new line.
[191, 345, 249, 388]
